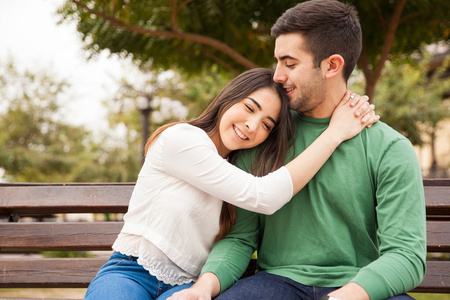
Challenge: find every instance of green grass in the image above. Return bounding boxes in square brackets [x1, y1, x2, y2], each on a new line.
[0, 288, 86, 299]
[409, 293, 450, 300]
[40, 250, 93, 258]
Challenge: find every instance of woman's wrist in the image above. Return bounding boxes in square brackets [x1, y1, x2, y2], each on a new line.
[320, 128, 343, 151]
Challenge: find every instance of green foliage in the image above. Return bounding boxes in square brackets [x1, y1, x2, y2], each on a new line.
[349, 56, 450, 146]
[181, 66, 233, 119]
[0, 60, 141, 182]
[57, 0, 450, 78]
[349, 0, 450, 66]
[0, 61, 89, 181]
[0, 59, 230, 183]
[57, 0, 300, 75]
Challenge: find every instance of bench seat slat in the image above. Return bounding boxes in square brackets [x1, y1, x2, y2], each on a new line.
[0, 222, 123, 250]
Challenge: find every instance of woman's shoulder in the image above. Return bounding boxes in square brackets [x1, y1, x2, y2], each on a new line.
[159, 123, 213, 149]
[162, 123, 207, 139]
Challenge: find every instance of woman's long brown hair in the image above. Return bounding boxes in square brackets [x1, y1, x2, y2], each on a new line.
[145, 68, 294, 242]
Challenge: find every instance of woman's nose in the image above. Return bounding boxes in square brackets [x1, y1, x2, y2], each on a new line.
[245, 117, 258, 132]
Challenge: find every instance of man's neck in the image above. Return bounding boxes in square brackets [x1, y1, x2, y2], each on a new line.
[302, 85, 347, 118]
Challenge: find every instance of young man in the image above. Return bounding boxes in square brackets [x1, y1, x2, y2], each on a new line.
[169, 1, 426, 299]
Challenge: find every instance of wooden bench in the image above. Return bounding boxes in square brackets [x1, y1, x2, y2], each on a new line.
[0, 179, 449, 298]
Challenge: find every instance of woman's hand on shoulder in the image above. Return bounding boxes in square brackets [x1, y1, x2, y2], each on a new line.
[328, 91, 380, 143]
[346, 91, 379, 128]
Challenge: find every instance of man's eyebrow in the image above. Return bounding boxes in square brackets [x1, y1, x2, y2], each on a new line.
[247, 97, 277, 125]
[275, 55, 298, 61]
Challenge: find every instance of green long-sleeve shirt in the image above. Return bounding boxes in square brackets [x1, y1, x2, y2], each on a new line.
[201, 112, 426, 300]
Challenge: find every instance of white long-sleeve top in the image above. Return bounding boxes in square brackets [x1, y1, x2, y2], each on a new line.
[113, 124, 293, 285]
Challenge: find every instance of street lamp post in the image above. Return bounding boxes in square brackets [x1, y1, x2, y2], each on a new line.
[137, 95, 153, 165]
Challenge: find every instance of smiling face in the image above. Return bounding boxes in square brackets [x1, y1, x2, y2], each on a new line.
[212, 88, 281, 158]
[273, 33, 327, 116]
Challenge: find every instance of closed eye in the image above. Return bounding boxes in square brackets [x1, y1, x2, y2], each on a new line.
[244, 104, 254, 113]
[263, 122, 272, 131]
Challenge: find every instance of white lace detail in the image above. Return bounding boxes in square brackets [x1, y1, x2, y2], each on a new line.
[112, 234, 197, 286]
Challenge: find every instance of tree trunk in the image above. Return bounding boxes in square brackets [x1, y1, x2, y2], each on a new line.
[361, 0, 409, 104]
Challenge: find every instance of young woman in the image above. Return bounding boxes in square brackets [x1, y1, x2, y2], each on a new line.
[84, 68, 377, 300]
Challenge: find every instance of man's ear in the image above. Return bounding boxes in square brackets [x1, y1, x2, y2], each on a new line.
[322, 54, 344, 79]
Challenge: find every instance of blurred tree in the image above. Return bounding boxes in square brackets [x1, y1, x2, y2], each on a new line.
[0, 61, 89, 182]
[58, 0, 450, 100]
[349, 54, 450, 169]
[0, 60, 140, 182]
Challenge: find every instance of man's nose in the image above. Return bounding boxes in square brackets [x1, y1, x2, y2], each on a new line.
[273, 65, 287, 83]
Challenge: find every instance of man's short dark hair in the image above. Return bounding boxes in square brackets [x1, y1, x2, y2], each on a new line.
[271, 0, 362, 82]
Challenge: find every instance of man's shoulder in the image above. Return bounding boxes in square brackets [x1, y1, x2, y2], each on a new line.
[363, 121, 419, 166]
[366, 121, 410, 145]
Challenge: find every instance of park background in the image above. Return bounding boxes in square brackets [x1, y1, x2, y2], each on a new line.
[0, 0, 449, 299]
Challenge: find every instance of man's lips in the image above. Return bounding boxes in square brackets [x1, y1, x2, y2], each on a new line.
[285, 86, 295, 94]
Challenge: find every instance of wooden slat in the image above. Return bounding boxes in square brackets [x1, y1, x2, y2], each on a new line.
[423, 179, 450, 186]
[0, 257, 107, 288]
[427, 221, 450, 252]
[1, 221, 446, 253]
[0, 181, 447, 215]
[0, 185, 133, 214]
[0, 258, 447, 292]
[424, 186, 450, 216]
[0, 222, 123, 251]
[411, 261, 450, 293]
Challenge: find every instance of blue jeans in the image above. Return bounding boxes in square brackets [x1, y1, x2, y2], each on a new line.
[216, 272, 414, 300]
[84, 252, 194, 300]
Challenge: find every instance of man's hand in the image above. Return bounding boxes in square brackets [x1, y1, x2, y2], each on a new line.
[168, 272, 221, 300]
[326, 282, 370, 300]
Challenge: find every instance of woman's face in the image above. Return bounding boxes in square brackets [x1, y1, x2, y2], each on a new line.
[213, 88, 281, 158]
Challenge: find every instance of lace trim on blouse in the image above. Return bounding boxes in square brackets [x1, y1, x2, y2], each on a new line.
[112, 233, 196, 286]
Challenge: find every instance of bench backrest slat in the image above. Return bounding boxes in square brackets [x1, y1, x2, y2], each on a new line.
[0, 222, 123, 251]
[425, 186, 450, 216]
[0, 258, 107, 288]
[1, 221, 447, 253]
[0, 184, 133, 214]
[426, 221, 450, 252]
[0, 183, 447, 215]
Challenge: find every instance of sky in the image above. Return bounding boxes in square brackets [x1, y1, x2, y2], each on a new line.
[0, 0, 138, 131]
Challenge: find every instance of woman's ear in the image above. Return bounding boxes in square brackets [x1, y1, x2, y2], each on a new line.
[322, 54, 344, 79]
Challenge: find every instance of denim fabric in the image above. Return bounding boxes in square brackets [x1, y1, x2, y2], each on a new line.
[216, 272, 414, 300]
[84, 252, 193, 300]
[157, 282, 195, 300]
